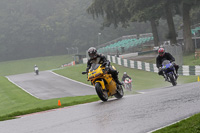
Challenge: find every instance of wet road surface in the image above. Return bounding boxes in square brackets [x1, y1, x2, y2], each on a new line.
[7, 71, 96, 99]
[0, 82, 200, 133]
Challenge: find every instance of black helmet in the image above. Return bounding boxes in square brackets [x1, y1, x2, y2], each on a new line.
[88, 47, 97, 59]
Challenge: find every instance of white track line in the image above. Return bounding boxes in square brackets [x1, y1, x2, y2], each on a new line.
[50, 71, 94, 88]
[6, 76, 40, 99]
[6, 71, 93, 100]
[147, 116, 191, 133]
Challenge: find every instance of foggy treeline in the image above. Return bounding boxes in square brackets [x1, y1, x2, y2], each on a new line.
[0, 0, 148, 61]
[0, 0, 199, 61]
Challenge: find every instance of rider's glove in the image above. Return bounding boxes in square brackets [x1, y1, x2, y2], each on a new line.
[86, 67, 89, 73]
[102, 62, 107, 67]
[105, 65, 110, 72]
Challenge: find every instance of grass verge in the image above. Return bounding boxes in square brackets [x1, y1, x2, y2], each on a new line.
[0, 54, 73, 76]
[183, 53, 200, 66]
[153, 113, 200, 133]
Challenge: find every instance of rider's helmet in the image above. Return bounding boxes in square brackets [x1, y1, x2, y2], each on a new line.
[124, 72, 127, 75]
[35, 64, 37, 67]
[158, 48, 165, 57]
[88, 47, 97, 59]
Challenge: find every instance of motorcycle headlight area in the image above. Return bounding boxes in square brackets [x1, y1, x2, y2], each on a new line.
[88, 73, 102, 80]
[95, 73, 102, 77]
[89, 75, 94, 80]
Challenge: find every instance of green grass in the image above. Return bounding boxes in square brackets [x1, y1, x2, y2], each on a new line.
[183, 53, 200, 66]
[154, 113, 200, 133]
[0, 54, 73, 76]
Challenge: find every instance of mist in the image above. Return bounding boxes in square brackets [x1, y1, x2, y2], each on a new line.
[0, 0, 164, 62]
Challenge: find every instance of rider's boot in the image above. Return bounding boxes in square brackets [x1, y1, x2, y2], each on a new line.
[175, 65, 179, 78]
[176, 71, 179, 78]
[163, 74, 168, 81]
[174, 70, 179, 79]
[113, 75, 122, 85]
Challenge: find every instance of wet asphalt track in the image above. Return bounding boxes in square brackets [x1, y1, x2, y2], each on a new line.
[7, 71, 96, 99]
[0, 78, 200, 133]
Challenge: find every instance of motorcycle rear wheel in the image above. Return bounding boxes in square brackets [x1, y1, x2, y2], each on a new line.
[95, 82, 108, 102]
[114, 85, 124, 99]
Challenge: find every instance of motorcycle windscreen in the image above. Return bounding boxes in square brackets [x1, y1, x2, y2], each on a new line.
[162, 60, 170, 66]
[162, 60, 174, 72]
[90, 63, 100, 71]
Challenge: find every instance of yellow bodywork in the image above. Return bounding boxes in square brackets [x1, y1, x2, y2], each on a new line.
[88, 64, 117, 96]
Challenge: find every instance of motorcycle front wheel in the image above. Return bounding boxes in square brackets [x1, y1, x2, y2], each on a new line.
[95, 82, 108, 102]
[169, 73, 177, 86]
[128, 83, 132, 91]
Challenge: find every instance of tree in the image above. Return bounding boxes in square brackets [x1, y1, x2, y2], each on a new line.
[182, 2, 193, 52]
[180, 0, 200, 52]
[88, 0, 162, 46]
[126, 0, 164, 46]
[88, 0, 180, 47]
[163, 0, 178, 44]
[87, 0, 131, 28]
[191, 6, 200, 25]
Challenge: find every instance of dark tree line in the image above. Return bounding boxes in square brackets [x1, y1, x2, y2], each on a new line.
[0, 0, 153, 61]
[87, 0, 200, 53]
[0, 0, 199, 61]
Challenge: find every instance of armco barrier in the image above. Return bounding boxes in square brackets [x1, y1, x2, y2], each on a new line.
[107, 55, 200, 76]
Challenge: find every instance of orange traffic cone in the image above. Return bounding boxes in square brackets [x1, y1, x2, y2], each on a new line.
[58, 100, 61, 106]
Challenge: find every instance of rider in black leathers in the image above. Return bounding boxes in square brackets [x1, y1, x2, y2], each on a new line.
[156, 48, 179, 77]
[86, 47, 122, 85]
[121, 72, 132, 82]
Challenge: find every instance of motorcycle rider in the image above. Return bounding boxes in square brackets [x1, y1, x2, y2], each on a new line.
[86, 47, 122, 85]
[34, 64, 39, 74]
[156, 48, 179, 79]
[121, 72, 132, 83]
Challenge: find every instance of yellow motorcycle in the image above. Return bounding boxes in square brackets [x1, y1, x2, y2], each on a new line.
[82, 63, 124, 102]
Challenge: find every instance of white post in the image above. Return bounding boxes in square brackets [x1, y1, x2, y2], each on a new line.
[66, 47, 69, 54]
[194, 32, 197, 49]
[75, 47, 79, 54]
[98, 33, 101, 46]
